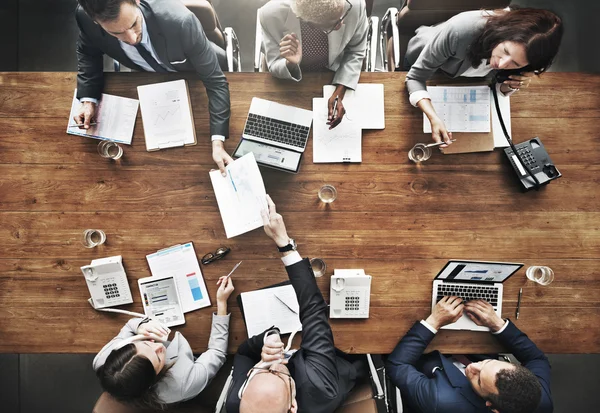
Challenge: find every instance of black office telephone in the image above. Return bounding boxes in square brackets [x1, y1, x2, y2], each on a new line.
[494, 65, 533, 83]
[491, 76, 561, 191]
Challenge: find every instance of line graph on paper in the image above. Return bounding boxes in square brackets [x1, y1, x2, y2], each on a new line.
[151, 104, 181, 126]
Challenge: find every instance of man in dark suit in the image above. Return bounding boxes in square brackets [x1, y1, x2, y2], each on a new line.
[74, 0, 232, 174]
[225, 195, 365, 413]
[386, 296, 553, 413]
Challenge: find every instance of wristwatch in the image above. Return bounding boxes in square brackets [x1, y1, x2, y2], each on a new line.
[277, 238, 297, 252]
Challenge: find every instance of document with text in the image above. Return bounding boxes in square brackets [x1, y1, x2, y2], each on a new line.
[423, 86, 491, 133]
[210, 152, 268, 238]
[312, 98, 362, 163]
[66, 90, 139, 144]
[240, 284, 302, 337]
[323, 83, 385, 129]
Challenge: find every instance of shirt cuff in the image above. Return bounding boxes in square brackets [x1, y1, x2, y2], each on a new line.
[211, 134, 226, 142]
[492, 319, 510, 335]
[80, 97, 99, 105]
[281, 251, 302, 266]
[409, 90, 431, 107]
[420, 319, 438, 334]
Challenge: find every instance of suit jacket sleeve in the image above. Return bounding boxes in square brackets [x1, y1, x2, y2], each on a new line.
[75, 6, 105, 100]
[180, 13, 231, 137]
[332, 3, 368, 90]
[92, 318, 145, 371]
[258, 6, 301, 82]
[179, 313, 230, 399]
[287, 258, 340, 399]
[495, 321, 553, 412]
[385, 321, 439, 412]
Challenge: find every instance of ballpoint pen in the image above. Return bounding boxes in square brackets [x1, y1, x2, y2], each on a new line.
[426, 139, 456, 148]
[331, 96, 339, 120]
[516, 288, 523, 319]
[223, 260, 242, 281]
[68, 122, 98, 128]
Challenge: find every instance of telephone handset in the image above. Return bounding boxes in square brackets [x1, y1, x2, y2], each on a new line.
[494, 65, 534, 84]
[329, 269, 372, 319]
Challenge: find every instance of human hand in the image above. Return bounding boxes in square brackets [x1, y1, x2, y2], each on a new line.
[73, 101, 97, 129]
[137, 319, 170, 341]
[464, 299, 505, 332]
[429, 117, 453, 148]
[503, 71, 534, 91]
[212, 140, 233, 177]
[260, 194, 289, 248]
[216, 276, 235, 315]
[425, 296, 464, 330]
[261, 333, 285, 364]
[327, 85, 347, 129]
[279, 33, 302, 66]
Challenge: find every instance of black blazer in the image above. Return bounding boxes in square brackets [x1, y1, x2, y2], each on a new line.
[226, 258, 359, 413]
[385, 321, 553, 413]
[75, 0, 230, 137]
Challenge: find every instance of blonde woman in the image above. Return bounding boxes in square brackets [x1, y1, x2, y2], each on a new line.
[259, 0, 368, 128]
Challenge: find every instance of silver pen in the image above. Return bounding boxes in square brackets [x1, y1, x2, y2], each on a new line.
[331, 97, 339, 120]
[516, 288, 523, 319]
[224, 261, 242, 280]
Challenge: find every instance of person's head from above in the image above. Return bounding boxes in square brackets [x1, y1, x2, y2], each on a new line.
[469, 7, 563, 73]
[78, 0, 143, 45]
[239, 362, 298, 413]
[465, 359, 542, 413]
[97, 340, 167, 404]
[292, 0, 352, 34]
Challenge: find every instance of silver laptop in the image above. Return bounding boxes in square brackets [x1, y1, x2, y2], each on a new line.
[233, 97, 312, 174]
[432, 260, 523, 331]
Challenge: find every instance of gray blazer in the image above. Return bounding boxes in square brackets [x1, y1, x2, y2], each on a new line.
[258, 0, 368, 90]
[75, 0, 230, 137]
[93, 315, 230, 404]
[405, 10, 488, 96]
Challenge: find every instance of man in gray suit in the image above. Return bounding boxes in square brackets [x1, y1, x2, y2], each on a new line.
[74, 0, 233, 175]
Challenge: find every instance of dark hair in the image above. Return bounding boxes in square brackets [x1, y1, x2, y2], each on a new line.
[96, 343, 165, 410]
[486, 365, 542, 413]
[78, 0, 137, 22]
[468, 7, 563, 73]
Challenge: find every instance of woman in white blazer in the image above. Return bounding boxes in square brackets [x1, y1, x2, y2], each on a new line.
[259, 0, 368, 128]
[93, 276, 234, 409]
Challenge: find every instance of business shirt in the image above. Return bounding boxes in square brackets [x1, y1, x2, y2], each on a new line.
[225, 255, 360, 413]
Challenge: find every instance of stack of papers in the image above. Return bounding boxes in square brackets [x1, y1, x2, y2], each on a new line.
[240, 284, 301, 337]
[423, 86, 491, 133]
[210, 152, 267, 238]
[66, 90, 139, 144]
[146, 243, 211, 313]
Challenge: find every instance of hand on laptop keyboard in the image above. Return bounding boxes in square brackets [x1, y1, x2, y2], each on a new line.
[464, 300, 506, 332]
[425, 296, 464, 330]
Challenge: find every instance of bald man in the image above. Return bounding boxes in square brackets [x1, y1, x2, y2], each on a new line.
[225, 195, 365, 413]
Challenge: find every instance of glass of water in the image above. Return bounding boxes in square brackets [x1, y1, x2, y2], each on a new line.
[408, 143, 432, 163]
[318, 185, 337, 203]
[82, 229, 106, 248]
[310, 258, 327, 277]
[526, 266, 554, 285]
[97, 141, 123, 160]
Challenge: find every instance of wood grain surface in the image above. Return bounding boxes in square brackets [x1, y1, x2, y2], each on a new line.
[0, 72, 599, 354]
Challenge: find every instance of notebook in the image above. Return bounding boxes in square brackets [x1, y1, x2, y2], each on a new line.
[137, 79, 197, 151]
[66, 90, 139, 144]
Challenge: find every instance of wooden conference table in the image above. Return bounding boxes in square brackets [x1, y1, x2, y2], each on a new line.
[0, 72, 599, 355]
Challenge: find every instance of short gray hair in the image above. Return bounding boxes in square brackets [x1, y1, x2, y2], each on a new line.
[292, 0, 345, 25]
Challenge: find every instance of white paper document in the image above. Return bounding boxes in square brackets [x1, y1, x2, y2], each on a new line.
[491, 84, 511, 148]
[66, 90, 139, 144]
[240, 284, 302, 337]
[210, 152, 268, 238]
[312, 98, 362, 163]
[137, 79, 196, 151]
[423, 86, 491, 133]
[146, 243, 211, 313]
[323, 84, 385, 129]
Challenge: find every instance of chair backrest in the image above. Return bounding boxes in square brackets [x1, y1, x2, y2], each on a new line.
[182, 0, 225, 49]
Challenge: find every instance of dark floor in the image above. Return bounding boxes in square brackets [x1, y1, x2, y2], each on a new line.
[1, 0, 599, 412]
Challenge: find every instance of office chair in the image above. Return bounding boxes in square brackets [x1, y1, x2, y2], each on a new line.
[379, 0, 510, 72]
[113, 0, 241, 72]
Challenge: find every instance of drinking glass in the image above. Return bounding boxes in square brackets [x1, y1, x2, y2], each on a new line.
[526, 266, 554, 285]
[408, 143, 432, 163]
[310, 258, 327, 277]
[97, 141, 123, 160]
[410, 177, 429, 194]
[318, 185, 337, 203]
[82, 229, 106, 248]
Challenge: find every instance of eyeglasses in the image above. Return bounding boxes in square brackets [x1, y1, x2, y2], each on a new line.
[322, 0, 353, 34]
[201, 246, 231, 265]
[238, 363, 293, 413]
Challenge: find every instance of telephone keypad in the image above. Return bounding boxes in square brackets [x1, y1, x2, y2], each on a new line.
[103, 282, 121, 299]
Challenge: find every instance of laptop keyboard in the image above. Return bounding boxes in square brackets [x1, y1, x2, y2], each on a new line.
[436, 284, 499, 309]
[244, 113, 310, 149]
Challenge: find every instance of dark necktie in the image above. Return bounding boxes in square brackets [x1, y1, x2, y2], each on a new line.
[135, 43, 167, 73]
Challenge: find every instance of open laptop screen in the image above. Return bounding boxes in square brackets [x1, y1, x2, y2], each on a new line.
[435, 260, 523, 283]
